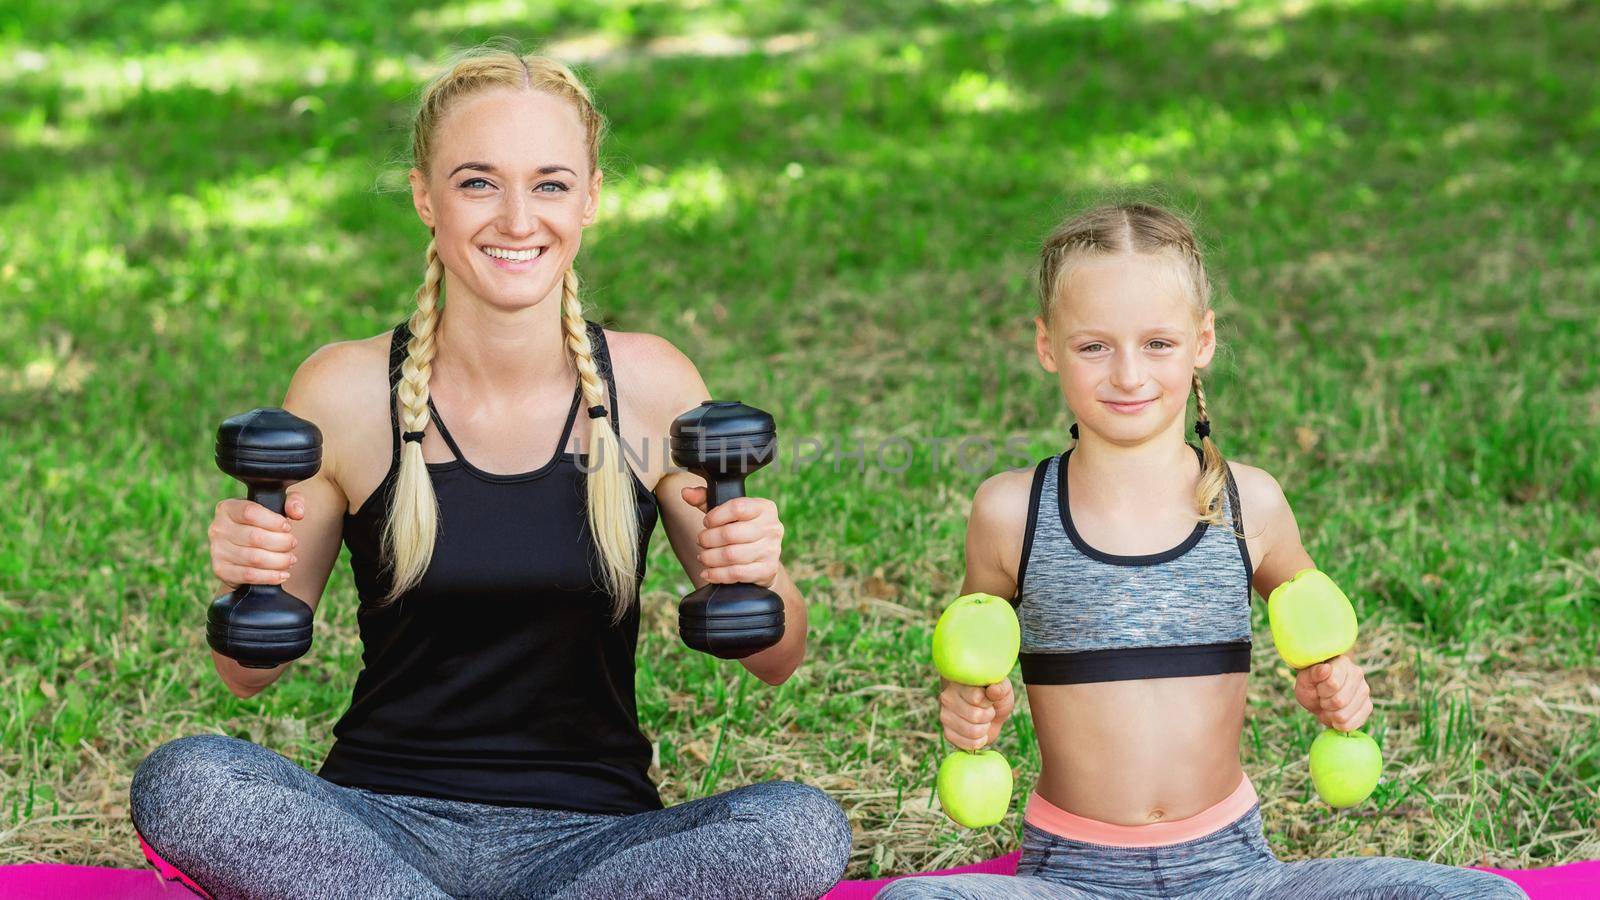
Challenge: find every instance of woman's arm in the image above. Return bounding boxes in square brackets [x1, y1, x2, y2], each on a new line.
[657, 470, 806, 685]
[624, 333, 806, 686]
[208, 342, 367, 698]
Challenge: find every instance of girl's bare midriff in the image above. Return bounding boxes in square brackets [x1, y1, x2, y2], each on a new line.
[1028, 672, 1248, 825]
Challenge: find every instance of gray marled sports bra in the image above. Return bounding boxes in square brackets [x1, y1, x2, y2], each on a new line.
[1008, 445, 1255, 684]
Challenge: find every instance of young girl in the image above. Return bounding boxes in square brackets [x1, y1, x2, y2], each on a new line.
[129, 47, 850, 899]
[878, 205, 1524, 899]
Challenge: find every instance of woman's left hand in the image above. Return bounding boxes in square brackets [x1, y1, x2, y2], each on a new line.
[681, 488, 784, 588]
[1294, 652, 1373, 732]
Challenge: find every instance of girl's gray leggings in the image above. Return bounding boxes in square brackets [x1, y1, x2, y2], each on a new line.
[129, 734, 852, 900]
[875, 808, 1526, 899]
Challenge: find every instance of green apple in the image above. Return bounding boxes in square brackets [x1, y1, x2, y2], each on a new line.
[932, 593, 1020, 685]
[937, 749, 1013, 828]
[1268, 569, 1358, 670]
[1309, 728, 1383, 808]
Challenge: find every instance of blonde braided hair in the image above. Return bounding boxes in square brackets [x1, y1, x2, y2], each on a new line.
[382, 45, 640, 622]
[1038, 203, 1229, 526]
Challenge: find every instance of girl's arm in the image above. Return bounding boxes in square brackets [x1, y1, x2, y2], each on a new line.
[940, 469, 1032, 749]
[1236, 465, 1373, 732]
[960, 469, 1031, 597]
[1238, 465, 1315, 601]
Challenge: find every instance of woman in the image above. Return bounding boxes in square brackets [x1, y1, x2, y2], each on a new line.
[130, 46, 852, 900]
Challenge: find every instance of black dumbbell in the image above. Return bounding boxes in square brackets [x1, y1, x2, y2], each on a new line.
[209, 408, 322, 669]
[670, 401, 785, 660]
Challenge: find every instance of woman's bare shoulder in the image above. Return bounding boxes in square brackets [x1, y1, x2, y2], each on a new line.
[282, 329, 396, 488]
[285, 331, 392, 419]
[599, 327, 708, 429]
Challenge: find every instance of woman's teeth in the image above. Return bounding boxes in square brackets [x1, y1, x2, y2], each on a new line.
[482, 246, 543, 261]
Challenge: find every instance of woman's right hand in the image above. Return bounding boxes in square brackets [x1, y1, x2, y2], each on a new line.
[939, 676, 1015, 751]
[208, 494, 306, 591]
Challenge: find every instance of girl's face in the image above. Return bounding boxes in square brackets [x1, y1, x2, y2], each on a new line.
[408, 87, 601, 312]
[1035, 254, 1215, 447]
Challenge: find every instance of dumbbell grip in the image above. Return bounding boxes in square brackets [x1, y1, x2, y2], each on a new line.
[247, 484, 288, 518]
[705, 476, 745, 511]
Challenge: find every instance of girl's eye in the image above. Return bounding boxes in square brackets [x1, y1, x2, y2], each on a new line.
[1080, 343, 1108, 353]
[1148, 339, 1174, 350]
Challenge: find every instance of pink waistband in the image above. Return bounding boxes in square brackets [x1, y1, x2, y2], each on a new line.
[1024, 774, 1257, 848]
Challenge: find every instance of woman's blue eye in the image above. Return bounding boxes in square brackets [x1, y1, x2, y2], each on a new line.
[460, 177, 491, 189]
[536, 181, 570, 193]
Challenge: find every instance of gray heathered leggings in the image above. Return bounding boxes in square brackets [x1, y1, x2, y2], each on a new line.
[129, 734, 853, 900]
[875, 808, 1526, 900]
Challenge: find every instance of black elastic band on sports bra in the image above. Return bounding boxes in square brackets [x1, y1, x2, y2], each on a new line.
[1020, 641, 1251, 685]
[1011, 456, 1052, 604]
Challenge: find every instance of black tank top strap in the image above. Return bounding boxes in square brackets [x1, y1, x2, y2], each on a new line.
[384, 321, 412, 463]
[556, 381, 584, 448]
[388, 320, 411, 391]
[424, 396, 466, 463]
[585, 319, 621, 434]
[385, 317, 603, 473]
[424, 366, 584, 477]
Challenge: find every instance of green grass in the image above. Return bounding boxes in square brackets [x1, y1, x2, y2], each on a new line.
[3, 0, 1597, 876]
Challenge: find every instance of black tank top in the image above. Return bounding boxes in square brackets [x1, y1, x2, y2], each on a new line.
[319, 320, 664, 814]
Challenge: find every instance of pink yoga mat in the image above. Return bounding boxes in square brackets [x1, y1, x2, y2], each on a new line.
[0, 864, 196, 899]
[823, 850, 1023, 898]
[1, 857, 1595, 898]
[820, 854, 1600, 900]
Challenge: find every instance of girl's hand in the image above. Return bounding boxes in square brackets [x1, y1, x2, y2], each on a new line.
[208, 493, 306, 591]
[939, 677, 1015, 751]
[680, 487, 783, 588]
[1294, 653, 1373, 732]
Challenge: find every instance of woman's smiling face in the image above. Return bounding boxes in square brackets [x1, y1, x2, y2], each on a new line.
[1036, 254, 1216, 446]
[409, 87, 601, 311]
